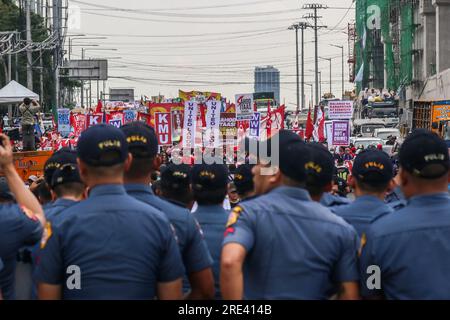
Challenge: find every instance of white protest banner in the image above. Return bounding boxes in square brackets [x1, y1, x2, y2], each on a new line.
[249, 112, 261, 140]
[325, 121, 333, 146]
[328, 101, 354, 120]
[183, 101, 198, 148]
[205, 99, 222, 148]
[155, 112, 172, 146]
[235, 93, 254, 120]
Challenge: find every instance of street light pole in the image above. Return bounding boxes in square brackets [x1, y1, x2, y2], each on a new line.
[81, 48, 117, 108]
[288, 24, 300, 114]
[331, 44, 344, 99]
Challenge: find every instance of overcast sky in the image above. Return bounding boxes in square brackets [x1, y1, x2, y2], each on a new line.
[68, 0, 354, 108]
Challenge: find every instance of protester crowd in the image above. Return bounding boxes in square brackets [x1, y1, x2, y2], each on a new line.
[0, 121, 449, 300]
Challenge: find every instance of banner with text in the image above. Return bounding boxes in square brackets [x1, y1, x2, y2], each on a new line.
[332, 121, 350, 146]
[183, 101, 198, 148]
[205, 100, 222, 148]
[235, 94, 254, 120]
[155, 112, 172, 146]
[328, 101, 354, 120]
[57, 109, 71, 137]
[249, 112, 261, 140]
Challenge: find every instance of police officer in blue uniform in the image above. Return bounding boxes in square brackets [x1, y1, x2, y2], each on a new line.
[121, 122, 214, 300]
[30, 162, 86, 300]
[46, 163, 85, 225]
[221, 130, 360, 300]
[360, 130, 450, 299]
[191, 163, 230, 299]
[0, 134, 45, 300]
[303, 143, 351, 209]
[332, 150, 394, 238]
[160, 163, 194, 209]
[36, 124, 185, 300]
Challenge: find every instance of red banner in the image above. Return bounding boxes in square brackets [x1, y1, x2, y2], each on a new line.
[155, 113, 172, 146]
[72, 114, 86, 137]
[148, 103, 184, 127]
[87, 113, 104, 127]
[138, 112, 152, 127]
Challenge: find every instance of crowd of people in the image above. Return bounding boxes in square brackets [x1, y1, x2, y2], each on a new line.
[0, 121, 449, 300]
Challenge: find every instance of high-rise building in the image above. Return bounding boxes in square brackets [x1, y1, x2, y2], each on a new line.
[254, 66, 280, 103]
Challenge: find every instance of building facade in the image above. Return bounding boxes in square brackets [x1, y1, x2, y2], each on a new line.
[254, 66, 280, 104]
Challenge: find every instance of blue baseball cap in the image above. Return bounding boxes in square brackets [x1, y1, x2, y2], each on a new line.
[352, 150, 393, 184]
[77, 124, 129, 167]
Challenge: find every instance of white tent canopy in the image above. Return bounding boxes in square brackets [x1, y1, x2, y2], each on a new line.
[0, 80, 39, 104]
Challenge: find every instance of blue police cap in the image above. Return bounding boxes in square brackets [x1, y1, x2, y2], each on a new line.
[233, 164, 255, 195]
[305, 142, 335, 187]
[77, 124, 128, 167]
[120, 122, 158, 159]
[400, 129, 450, 179]
[44, 148, 77, 185]
[352, 150, 393, 184]
[272, 130, 311, 183]
[191, 164, 229, 192]
[50, 163, 83, 189]
[161, 163, 191, 191]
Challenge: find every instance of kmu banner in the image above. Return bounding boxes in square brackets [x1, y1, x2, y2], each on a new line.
[155, 112, 172, 146]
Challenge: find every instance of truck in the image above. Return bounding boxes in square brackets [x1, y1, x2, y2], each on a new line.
[412, 101, 450, 140]
[361, 100, 400, 128]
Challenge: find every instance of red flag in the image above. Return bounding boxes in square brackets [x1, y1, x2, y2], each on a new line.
[305, 107, 314, 140]
[317, 111, 326, 142]
[95, 100, 103, 114]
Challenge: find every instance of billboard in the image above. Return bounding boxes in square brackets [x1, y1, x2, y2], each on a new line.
[67, 60, 108, 80]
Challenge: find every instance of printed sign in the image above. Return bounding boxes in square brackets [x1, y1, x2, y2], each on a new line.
[155, 112, 172, 146]
[235, 94, 254, 120]
[328, 101, 354, 120]
[332, 121, 350, 146]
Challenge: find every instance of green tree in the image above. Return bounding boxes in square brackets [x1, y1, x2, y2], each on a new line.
[0, 0, 56, 111]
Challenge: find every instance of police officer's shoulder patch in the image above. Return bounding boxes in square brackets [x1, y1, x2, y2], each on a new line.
[40, 222, 53, 249]
[226, 206, 243, 228]
[224, 206, 243, 237]
[358, 233, 367, 257]
[20, 205, 38, 222]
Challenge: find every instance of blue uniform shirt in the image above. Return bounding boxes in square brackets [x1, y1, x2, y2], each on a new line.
[35, 184, 185, 300]
[193, 205, 229, 299]
[31, 198, 79, 300]
[385, 186, 407, 211]
[126, 184, 213, 275]
[331, 195, 393, 238]
[360, 193, 450, 299]
[223, 186, 359, 300]
[0, 204, 42, 300]
[320, 193, 351, 208]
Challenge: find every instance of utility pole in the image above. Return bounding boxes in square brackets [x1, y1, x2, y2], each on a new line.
[298, 22, 309, 112]
[26, 0, 33, 90]
[40, 49, 44, 108]
[331, 44, 345, 99]
[288, 24, 300, 114]
[53, 0, 62, 115]
[303, 3, 327, 106]
[81, 48, 85, 108]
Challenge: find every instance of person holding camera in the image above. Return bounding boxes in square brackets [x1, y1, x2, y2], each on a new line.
[19, 98, 41, 152]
